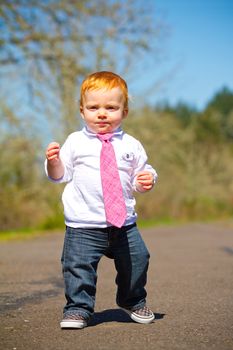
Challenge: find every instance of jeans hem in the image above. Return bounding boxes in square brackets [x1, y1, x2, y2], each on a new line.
[117, 301, 146, 311]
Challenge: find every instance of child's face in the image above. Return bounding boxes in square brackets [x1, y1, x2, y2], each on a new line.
[80, 87, 128, 134]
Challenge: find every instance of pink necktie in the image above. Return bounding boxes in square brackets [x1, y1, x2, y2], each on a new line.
[98, 133, 127, 228]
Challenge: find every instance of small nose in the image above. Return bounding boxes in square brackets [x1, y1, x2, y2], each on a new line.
[98, 108, 107, 118]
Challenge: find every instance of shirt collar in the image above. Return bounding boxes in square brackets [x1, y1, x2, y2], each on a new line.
[82, 126, 124, 139]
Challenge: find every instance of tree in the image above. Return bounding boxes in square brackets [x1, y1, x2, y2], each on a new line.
[0, 0, 165, 138]
[156, 101, 198, 127]
[206, 86, 233, 116]
[205, 87, 233, 141]
[0, 0, 167, 231]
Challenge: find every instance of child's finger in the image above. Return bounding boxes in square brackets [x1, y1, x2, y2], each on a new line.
[142, 184, 153, 190]
[137, 177, 152, 182]
[46, 148, 60, 160]
[137, 175, 153, 182]
[48, 148, 59, 155]
[47, 142, 60, 152]
[46, 142, 60, 159]
[47, 154, 59, 161]
[137, 172, 153, 178]
[137, 179, 152, 185]
[47, 145, 60, 152]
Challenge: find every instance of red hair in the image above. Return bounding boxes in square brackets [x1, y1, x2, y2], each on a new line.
[80, 71, 128, 108]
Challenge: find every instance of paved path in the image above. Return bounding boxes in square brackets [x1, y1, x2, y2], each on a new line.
[0, 222, 233, 350]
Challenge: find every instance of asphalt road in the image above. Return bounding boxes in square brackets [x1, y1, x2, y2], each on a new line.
[0, 222, 233, 350]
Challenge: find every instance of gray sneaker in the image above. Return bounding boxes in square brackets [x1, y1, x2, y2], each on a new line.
[122, 305, 155, 324]
[60, 313, 87, 329]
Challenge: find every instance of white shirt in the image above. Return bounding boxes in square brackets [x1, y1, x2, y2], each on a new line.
[45, 127, 157, 228]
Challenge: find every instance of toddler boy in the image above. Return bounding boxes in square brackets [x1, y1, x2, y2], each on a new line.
[45, 71, 158, 329]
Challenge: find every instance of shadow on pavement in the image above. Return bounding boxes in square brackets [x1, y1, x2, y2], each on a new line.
[89, 308, 165, 326]
[0, 277, 63, 313]
[222, 246, 233, 256]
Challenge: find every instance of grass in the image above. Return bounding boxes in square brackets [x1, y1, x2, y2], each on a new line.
[1, 216, 232, 242]
[0, 227, 63, 242]
[137, 216, 184, 228]
[0, 218, 177, 242]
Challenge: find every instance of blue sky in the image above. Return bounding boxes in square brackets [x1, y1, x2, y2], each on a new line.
[1, 0, 232, 115]
[132, 0, 233, 110]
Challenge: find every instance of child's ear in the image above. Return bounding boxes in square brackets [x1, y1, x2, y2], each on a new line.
[123, 108, 128, 119]
[80, 106, 85, 119]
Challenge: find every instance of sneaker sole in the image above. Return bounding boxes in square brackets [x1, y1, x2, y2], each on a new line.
[60, 320, 87, 329]
[122, 308, 155, 324]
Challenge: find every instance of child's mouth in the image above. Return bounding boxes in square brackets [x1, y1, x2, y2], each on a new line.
[97, 122, 108, 126]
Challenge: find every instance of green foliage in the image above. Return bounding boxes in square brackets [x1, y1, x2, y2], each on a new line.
[206, 86, 233, 116]
[124, 89, 233, 222]
[0, 106, 64, 231]
[204, 87, 233, 141]
[1, 86, 233, 232]
[0, 0, 164, 139]
[156, 101, 197, 127]
[0, 0, 167, 232]
[0, 0, 233, 231]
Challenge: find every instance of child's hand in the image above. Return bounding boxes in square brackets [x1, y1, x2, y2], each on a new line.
[136, 171, 154, 192]
[46, 142, 64, 179]
[46, 142, 60, 165]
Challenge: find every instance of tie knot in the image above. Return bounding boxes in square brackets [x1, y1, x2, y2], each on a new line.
[97, 133, 113, 142]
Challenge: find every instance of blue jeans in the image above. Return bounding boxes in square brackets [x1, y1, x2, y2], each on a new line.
[61, 223, 150, 320]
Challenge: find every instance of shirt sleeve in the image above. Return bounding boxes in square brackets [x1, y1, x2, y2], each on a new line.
[132, 140, 158, 192]
[44, 135, 74, 183]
